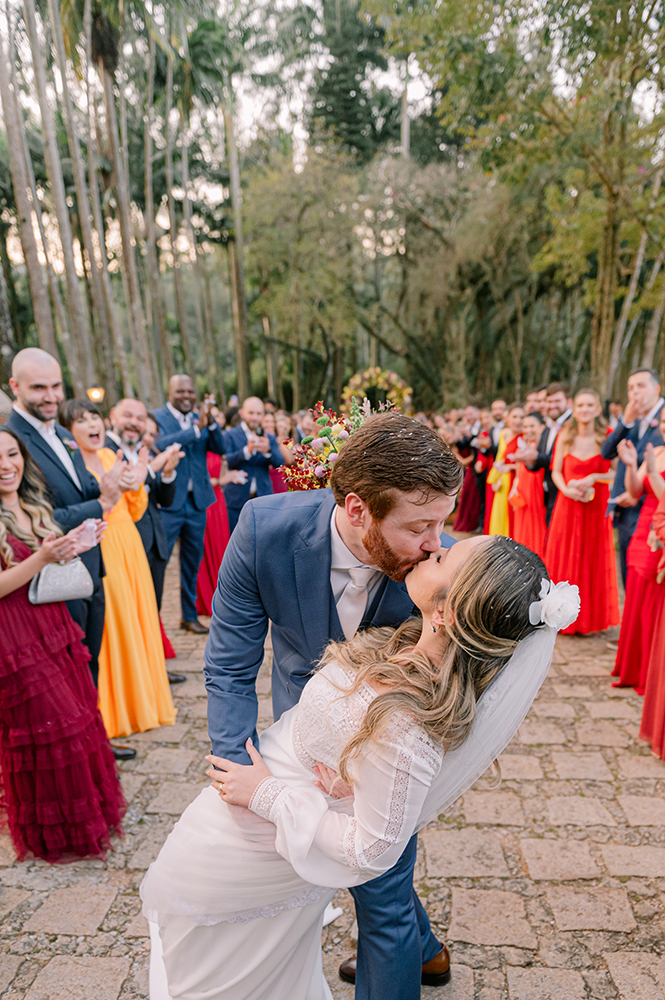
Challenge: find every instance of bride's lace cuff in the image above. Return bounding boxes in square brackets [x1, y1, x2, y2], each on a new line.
[249, 777, 288, 822]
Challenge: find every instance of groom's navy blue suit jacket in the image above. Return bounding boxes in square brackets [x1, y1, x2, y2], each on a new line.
[204, 489, 455, 762]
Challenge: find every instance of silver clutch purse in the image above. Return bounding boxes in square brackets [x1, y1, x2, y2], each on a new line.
[28, 556, 94, 605]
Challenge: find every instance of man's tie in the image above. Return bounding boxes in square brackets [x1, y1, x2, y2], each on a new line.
[336, 566, 377, 641]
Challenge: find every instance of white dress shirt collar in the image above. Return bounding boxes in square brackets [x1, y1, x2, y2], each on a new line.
[106, 429, 139, 465]
[330, 507, 380, 582]
[13, 403, 82, 490]
[167, 401, 193, 429]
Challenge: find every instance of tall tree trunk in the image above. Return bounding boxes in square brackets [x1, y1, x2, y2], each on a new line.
[263, 316, 279, 400]
[642, 287, 665, 370]
[22, 0, 94, 391]
[181, 126, 212, 387]
[165, 58, 193, 375]
[0, 20, 58, 357]
[0, 225, 24, 348]
[223, 102, 251, 399]
[84, 1, 131, 397]
[0, 251, 14, 387]
[144, 34, 173, 389]
[99, 60, 156, 404]
[400, 60, 410, 159]
[590, 189, 620, 391]
[48, 0, 116, 397]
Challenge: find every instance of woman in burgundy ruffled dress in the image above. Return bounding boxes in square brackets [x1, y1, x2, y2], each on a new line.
[0, 428, 125, 862]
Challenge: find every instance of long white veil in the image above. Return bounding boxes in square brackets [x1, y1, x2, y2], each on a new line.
[417, 624, 556, 829]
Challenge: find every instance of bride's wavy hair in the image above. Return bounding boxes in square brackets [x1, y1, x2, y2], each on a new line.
[0, 429, 62, 567]
[321, 537, 548, 783]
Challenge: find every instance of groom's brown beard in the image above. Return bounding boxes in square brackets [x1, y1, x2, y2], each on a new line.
[362, 519, 428, 582]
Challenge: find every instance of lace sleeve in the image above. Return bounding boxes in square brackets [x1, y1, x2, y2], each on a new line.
[267, 720, 443, 889]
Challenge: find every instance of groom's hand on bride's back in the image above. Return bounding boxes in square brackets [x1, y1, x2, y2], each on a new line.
[206, 739, 272, 808]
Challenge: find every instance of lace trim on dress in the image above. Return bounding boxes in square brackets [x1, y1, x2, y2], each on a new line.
[249, 777, 287, 822]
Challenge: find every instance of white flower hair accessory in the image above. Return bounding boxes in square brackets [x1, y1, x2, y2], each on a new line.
[529, 579, 580, 631]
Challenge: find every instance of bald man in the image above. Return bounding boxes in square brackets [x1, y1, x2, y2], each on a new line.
[5, 352, 135, 762]
[221, 395, 284, 533]
[152, 377, 225, 633]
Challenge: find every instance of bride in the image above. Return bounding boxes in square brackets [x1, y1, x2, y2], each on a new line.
[141, 535, 578, 999]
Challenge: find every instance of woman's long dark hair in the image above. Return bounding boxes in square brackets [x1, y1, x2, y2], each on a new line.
[0, 427, 62, 567]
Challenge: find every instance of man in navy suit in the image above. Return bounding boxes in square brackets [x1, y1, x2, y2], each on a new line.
[205, 412, 463, 1000]
[7, 349, 136, 762]
[222, 396, 283, 532]
[152, 375, 225, 634]
[602, 367, 664, 584]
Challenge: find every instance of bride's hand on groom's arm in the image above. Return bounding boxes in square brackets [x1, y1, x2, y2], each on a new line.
[205, 739, 272, 808]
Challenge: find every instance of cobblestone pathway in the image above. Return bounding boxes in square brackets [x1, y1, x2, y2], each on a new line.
[2, 552, 665, 999]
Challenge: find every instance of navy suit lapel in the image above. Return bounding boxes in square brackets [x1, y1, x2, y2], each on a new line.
[19, 420, 83, 495]
[293, 494, 336, 663]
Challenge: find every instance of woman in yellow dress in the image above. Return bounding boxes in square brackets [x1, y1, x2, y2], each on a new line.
[487, 404, 524, 536]
[60, 400, 175, 738]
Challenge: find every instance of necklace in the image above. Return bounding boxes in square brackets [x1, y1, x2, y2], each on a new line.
[0, 499, 20, 510]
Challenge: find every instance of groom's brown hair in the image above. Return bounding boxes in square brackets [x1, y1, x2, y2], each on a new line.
[330, 412, 462, 519]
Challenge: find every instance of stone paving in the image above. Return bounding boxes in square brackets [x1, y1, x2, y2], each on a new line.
[1, 553, 665, 999]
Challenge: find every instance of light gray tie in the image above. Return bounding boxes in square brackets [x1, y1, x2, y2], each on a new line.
[336, 566, 377, 641]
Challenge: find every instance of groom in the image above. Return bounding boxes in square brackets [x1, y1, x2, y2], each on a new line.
[204, 411, 463, 1000]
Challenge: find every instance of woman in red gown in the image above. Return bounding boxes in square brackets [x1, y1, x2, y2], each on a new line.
[612, 412, 665, 692]
[196, 453, 234, 618]
[640, 489, 665, 758]
[512, 412, 547, 559]
[453, 446, 481, 532]
[0, 429, 125, 862]
[545, 390, 620, 635]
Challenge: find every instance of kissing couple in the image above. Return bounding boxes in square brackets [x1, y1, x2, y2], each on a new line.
[142, 412, 579, 1000]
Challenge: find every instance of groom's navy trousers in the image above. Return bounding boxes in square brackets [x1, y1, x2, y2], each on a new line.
[204, 490, 454, 1000]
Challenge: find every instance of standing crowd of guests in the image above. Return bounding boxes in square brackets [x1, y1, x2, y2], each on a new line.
[441, 368, 665, 762]
[0, 349, 299, 864]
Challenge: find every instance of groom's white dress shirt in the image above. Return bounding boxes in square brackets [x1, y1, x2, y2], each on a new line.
[14, 404, 82, 490]
[330, 508, 381, 640]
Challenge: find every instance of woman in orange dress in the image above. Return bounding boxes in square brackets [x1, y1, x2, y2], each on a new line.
[487, 404, 524, 536]
[61, 401, 175, 738]
[639, 489, 665, 758]
[512, 411, 547, 559]
[612, 412, 665, 693]
[545, 389, 620, 635]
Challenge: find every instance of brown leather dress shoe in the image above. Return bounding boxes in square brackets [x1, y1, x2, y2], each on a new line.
[339, 945, 451, 987]
[180, 620, 209, 635]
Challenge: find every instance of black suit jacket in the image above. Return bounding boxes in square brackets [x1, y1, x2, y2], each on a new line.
[6, 409, 104, 585]
[103, 435, 176, 561]
[527, 425, 558, 523]
[601, 402, 665, 530]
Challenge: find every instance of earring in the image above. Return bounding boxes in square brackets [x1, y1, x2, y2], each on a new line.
[430, 624, 438, 633]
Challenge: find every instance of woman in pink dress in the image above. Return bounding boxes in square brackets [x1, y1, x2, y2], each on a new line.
[545, 389, 620, 635]
[263, 411, 294, 495]
[612, 411, 665, 692]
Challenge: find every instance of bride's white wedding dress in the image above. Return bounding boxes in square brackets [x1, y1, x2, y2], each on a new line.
[141, 629, 555, 1000]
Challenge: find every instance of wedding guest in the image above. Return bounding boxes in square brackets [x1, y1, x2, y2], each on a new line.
[153, 375, 226, 635]
[639, 489, 665, 758]
[524, 382, 573, 525]
[472, 409, 494, 530]
[452, 438, 481, 532]
[535, 385, 548, 413]
[61, 400, 175, 738]
[512, 411, 547, 559]
[489, 398, 507, 449]
[611, 411, 665, 692]
[487, 404, 524, 536]
[222, 396, 284, 532]
[107, 400, 185, 684]
[608, 400, 623, 430]
[6, 351, 119, 686]
[262, 409, 293, 495]
[602, 368, 664, 584]
[195, 454, 246, 618]
[0, 428, 125, 862]
[545, 389, 620, 634]
[524, 390, 540, 414]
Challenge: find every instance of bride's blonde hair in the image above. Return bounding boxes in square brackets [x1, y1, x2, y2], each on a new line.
[0, 430, 62, 567]
[321, 537, 548, 783]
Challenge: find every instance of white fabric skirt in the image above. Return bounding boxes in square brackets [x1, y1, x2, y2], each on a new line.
[150, 896, 335, 1000]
